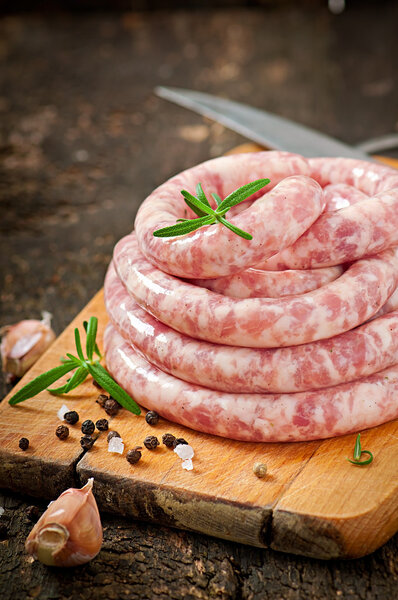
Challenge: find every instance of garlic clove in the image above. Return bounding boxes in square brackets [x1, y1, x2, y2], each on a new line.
[0, 312, 56, 380]
[25, 478, 102, 567]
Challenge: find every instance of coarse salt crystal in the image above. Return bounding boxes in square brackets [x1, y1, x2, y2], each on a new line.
[0, 507, 4, 517]
[182, 458, 193, 471]
[108, 437, 124, 454]
[57, 404, 70, 421]
[174, 444, 194, 460]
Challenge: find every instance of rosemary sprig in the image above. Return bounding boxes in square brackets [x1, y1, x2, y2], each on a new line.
[153, 178, 270, 240]
[347, 433, 373, 466]
[8, 317, 141, 416]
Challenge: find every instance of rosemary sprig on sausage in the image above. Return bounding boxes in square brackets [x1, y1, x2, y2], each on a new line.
[153, 178, 270, 239]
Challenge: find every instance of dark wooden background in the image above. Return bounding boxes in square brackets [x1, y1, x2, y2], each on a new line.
[1, 2, 398, 598]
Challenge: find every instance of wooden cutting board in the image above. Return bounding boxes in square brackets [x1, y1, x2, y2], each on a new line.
[1, 150, 398, 561]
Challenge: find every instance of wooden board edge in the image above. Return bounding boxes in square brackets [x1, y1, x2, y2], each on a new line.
[0, 447, 78, 499]
[2, 283, 397, 559]
[271, 497, 398, 560]
[76, 461, 271, 549]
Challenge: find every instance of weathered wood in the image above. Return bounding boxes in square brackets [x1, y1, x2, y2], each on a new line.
[1, 5, 398, 597]
[0, 292, 109, 498]
[1, 489, 398, 600]
[1, 290, 398, 560]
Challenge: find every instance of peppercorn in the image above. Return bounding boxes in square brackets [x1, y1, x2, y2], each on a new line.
[107, 430, 121, 443]
[96, 418, 109, 432]
[173, 437, 188, 449]
[80, 435, 94, 450]
[19, 437, 29, 451]
[104, 398, 120, 416]
[143, 435, 159, 450]
[56, 425, 69, 440]
[96, 393, 109, 407]
[162, 433, 176, 448]
[26, 505, 41, 522]
[64, 410, 79, 425]
[126, 446, 142, 464]
[253, 462, 267, 479]
[81, 420, 95, 435]
[93, 380, 103, 390]
[145, 410, 159, 426]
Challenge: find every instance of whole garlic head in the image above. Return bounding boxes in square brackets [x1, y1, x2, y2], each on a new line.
[25, 478, 102, 567]
[1, 311, 56, 381]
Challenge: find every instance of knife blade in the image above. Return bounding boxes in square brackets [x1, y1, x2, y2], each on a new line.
[155, 86, 372, 161]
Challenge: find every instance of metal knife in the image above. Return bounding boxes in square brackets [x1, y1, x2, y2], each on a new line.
[155, 86, 398, 162]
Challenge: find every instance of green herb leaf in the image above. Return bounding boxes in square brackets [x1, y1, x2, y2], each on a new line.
[211, 192, 222, 206]
[347, 450, 374, 466]
[181, 190, 215, 218]
[353, 433, 362, 461]
[8, 363, 77, 405]
[87, 362, 141, 415]
[48, 365, 89, 395]
[347, 433, 374, 466]
[74, 328, 85, 361]
[217, 216, 253, 240]
[85, 316, 98, 361]
[153, 215, 215, 238]
[153, 177, 271, 241]
[66, 353, 80, 364]
[83, 320, 102, 359]
[217, 178, 270, 213]
[196, 183, 212, 208]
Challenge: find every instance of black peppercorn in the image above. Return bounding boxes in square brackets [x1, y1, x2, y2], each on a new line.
[80, 435, 94, 450]
[19, 437, 29, 451]
[143, 435, 159, 450]
[93, 380, 103, 390]
[145, 410, 159, 426]
[96, 393, 109, 407]
[173, 437, 188, 449]
[162, 433, 176, 448]
[64, 410, 79, 425]
[104, 398, 120, 416]
[107, 430, 121, 443]
[126, 446, 142, 464]
[96, 418, 109, 432]
[81, 420, 95, 435]
[56, 425, 69, 440]
[26, 505, 41, 522]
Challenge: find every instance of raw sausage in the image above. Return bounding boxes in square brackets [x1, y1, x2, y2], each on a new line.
[191, 265, 343, 299]
[105, 152, 398, 442]
[113, 234, 398, 348]
[105, 262, 398, 393]
[261, 159, 398, 270]
[135, 152, 325, 278]
[104, 324, 398, 443]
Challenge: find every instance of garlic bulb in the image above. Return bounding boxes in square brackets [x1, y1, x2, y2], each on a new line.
[25, 478, 102, 567]
[0, 311, 55, 381]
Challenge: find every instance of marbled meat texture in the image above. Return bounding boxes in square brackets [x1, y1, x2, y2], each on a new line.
[104, 152, 398, 442]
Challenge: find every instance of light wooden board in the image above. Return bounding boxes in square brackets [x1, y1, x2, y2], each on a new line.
[1, 150, 398, 560]
[1, 290, 398, 560]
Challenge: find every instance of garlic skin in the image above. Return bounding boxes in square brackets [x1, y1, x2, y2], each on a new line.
[25, 478, 102, 567]
[0, 311, 55, 381]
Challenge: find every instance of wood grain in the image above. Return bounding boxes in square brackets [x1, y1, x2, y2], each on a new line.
[1, 290, 398, 559]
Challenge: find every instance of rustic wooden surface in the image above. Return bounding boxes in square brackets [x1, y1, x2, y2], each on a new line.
[1, 4, 398, 598]
[2, 286, 398, 561]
